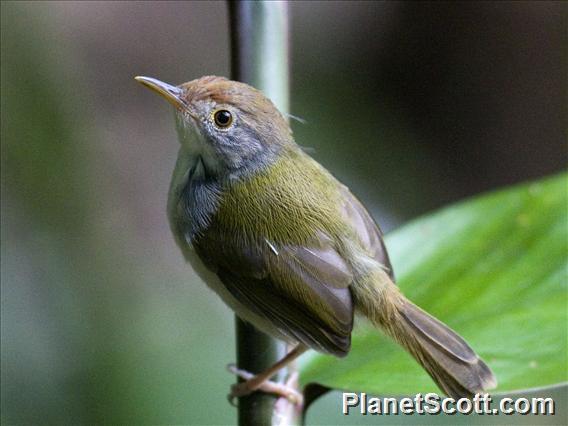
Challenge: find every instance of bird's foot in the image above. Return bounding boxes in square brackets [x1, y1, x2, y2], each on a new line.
[227, 364, 303, 406]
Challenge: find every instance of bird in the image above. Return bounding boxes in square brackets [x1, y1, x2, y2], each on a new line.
[135, 75, 497, 404]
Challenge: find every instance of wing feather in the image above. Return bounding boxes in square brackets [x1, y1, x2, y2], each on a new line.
[340, 187, 395, 281]
[199, 233, 355, 356]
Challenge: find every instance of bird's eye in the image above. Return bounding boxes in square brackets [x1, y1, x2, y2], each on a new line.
[213, 109, 233, 128]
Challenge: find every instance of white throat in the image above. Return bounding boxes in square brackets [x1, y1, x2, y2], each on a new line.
[174, 112, 222, 178]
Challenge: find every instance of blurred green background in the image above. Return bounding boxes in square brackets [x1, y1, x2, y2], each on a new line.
[1, 1, 565, 425]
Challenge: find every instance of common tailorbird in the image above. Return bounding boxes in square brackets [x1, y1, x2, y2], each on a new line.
[135, 75, 496, 403]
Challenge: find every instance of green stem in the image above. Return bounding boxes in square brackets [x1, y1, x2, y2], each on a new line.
[228, 1, 295, 425]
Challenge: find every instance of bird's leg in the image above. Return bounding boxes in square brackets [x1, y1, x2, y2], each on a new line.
[227, 344, 307, 405]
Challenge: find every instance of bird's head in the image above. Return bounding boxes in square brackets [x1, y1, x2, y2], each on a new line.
[135, 75, 292, 178]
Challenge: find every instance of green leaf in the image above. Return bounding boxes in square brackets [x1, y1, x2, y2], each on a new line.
[300, 173, 567, 395]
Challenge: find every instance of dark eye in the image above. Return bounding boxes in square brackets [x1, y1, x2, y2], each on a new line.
[213, 109, 233, 128]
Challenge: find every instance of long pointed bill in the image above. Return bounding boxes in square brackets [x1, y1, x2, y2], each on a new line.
[135, 76, 186, 109]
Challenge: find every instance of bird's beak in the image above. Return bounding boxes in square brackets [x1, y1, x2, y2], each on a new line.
[135, 76, 186, 110]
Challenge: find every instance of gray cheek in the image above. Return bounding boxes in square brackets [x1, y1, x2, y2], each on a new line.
[227, 127, 264, 154]
[211, 127, 263, 167]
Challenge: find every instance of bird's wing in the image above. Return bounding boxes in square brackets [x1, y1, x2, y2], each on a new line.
[198, 231, 355, 356]
[340, 186, 395, 281]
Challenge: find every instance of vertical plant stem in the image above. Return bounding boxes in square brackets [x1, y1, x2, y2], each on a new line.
[228, 1, 294, 425]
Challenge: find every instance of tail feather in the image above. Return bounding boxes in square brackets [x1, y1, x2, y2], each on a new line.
[356, 278, 497, 398]
[397, 301, 497, 397]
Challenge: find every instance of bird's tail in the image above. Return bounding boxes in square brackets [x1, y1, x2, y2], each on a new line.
[354, 273, 497, 398]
